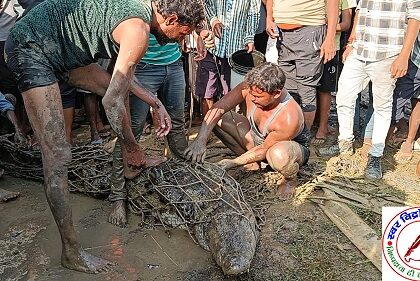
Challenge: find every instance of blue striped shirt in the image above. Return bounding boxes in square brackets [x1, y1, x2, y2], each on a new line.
[204, 0, 261, 58]
[141, 34, 181, 65]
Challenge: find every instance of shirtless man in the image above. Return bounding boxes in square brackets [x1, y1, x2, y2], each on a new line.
[184, 63, 310, 198]
[5, 0, 205, 273]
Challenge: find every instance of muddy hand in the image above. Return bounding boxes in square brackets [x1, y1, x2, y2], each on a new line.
[216, 159, 236, 170]
[126, 146, 146, 169]
[194, 35, 207, 61]
[152, 101, 172, 138]
[184, 139, 207, 164]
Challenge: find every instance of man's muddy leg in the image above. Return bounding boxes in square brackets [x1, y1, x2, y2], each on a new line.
[22, 83, 113, 273]
[266, 141, 304, 199]
[108, 140, 127, 227]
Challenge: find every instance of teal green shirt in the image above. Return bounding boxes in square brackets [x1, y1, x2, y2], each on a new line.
[9, 0, 152, 72]
[141, 34, 181, 65]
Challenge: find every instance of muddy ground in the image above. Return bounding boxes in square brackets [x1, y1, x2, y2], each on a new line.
[1, 122, 419, 281]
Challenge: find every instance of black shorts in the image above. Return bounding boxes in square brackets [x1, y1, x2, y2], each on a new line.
[5, 37, 64, 93]
[59, 82, 77, 109]
[300, 144, 310, 166]
[317, 52, 341, 93]
[392, 59, 420, 122]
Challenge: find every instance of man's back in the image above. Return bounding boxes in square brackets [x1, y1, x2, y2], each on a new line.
[8, 0, 152, 72]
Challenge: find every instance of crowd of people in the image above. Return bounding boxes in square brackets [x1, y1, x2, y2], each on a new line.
[0, 0, 419, 274]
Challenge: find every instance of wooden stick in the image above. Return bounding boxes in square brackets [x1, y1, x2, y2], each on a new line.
[317, 189, 382, 272]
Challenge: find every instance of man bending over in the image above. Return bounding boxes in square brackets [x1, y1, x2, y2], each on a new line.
[184, 63, 310, 198]
[5, 0, 205, 273]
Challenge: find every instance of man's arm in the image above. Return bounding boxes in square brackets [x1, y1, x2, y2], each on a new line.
[342, 9, 359, 63]
[220, 111, 300, 169]
[103, 18, 150, 167]
[390, 18, 420, 78]
[129, 79, 171, 138]
[320, 0, 339, 63]
[265, 0, 278, 38]
[337, 7, 352, 32]
[184, 82, 247, 163]
[244, 0, 261, 52]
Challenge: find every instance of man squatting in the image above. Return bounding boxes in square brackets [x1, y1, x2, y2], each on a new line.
[185, 63, 311, 199]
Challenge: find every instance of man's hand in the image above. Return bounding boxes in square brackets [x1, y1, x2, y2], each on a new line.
[266, 20, 279, 39]
[390, 55, 409, 79]
[152, 100, 172, 138]
[194, 37, 207, 61]
[342, 45, 352, 63]
[211, 20, 224, 39]
[216, 158, 236, 170]
[246, 42, 255, 53]
[125, 145, 146, 169]
[199, 30, 215, 49]
[320, 37, 336, 64]
[183, 139, 207, 163]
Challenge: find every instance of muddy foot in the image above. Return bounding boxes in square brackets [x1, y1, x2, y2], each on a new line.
[276, 178, 297, 200]
[108, 200, 127, 227]
[62, 246, 114, 273]
[0, 188, 20, 202]
[124, 155, 166, 179]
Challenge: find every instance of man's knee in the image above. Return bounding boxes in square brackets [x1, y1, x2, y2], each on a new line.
[267, 144, 299, 178]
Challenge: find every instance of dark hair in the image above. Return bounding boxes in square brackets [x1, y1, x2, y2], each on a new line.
[154, 0, 205, 28]
[244, 62, 286, 93]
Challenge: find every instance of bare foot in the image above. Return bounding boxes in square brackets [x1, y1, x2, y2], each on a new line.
[0, 188, 20, 202]
[62, 246, 114, 273]
[124, 155, 166, 179]
[276, 178, 297, 200]
[108, 200, 127, 227]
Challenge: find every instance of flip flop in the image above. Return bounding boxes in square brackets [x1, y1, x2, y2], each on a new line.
[414, 141, 420, 151]
[311, 137, 326, 146]
[90, 139, 104, 145]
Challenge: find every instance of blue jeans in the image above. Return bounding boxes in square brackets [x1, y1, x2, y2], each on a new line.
[130, 59, 187, 157]
[109, 59, 187, 202]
